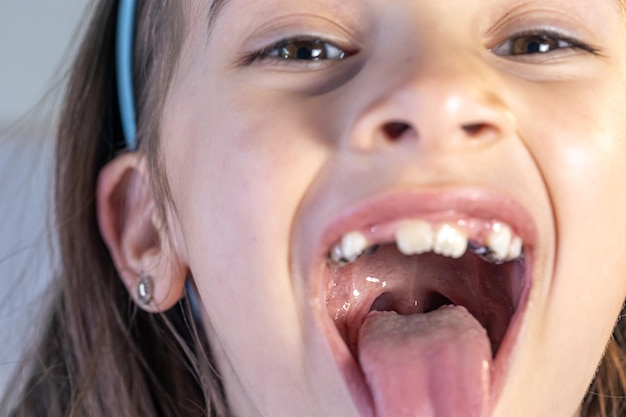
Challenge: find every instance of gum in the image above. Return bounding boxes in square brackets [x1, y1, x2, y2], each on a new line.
[328, 216, 522, 261]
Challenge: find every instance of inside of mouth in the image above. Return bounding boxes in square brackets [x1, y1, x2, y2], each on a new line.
[325, 242, 525, 358]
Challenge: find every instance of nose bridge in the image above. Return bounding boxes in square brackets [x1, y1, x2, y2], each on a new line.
[349, 47, 514, 153]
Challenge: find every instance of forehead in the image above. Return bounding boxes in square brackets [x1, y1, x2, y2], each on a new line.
[206, 0, 626, 24]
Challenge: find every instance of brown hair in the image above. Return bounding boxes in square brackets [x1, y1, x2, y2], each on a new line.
[2, 1, 227, 416]
[581, 310, 626, 417]
[1, 0, 626, 416]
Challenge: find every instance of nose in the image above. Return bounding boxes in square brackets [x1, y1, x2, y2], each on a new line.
[349, 56, 515, 153]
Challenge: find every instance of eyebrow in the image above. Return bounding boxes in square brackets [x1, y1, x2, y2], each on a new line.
[206, 0, 626, 32]
[208, 0, 231, 33]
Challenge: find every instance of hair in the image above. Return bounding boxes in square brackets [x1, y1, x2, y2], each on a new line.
[1, 0, 626, 416]
[1, 1, 227, 416]
[581, 311, 626, 417]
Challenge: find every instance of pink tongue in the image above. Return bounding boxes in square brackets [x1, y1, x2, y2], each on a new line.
[358, 306, 492, 417]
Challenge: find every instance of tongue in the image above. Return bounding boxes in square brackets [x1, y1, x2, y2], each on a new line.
[358, 305, 492, 417]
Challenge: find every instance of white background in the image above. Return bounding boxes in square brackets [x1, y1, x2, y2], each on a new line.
[0, 0, 87, 396]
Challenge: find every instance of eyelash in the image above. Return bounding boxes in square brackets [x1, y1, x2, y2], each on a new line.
[491, 30, 600, 57]
[240, 37, 354, 66]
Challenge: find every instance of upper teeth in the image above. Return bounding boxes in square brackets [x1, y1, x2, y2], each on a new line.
[331, 231, 369, 264]
[508, 235, 523, 259]
[329, 219, 524, 266]
[486, 222, 511, 260]
[432, 223, 467, 259]
[395, 220, 434, 256]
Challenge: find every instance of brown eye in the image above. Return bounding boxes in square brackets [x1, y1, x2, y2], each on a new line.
[241, 36, 358, 66]
[490, 31, 593, 57]
[509, 35, 560, 55]
[269, 38, 347, 61]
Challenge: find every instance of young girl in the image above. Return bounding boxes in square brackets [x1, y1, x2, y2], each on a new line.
[4, 0, 626, 416]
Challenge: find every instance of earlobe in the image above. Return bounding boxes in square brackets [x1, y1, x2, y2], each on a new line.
[96, 153, 188, 312]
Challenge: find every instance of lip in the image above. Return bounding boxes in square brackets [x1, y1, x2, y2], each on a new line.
[307, 187, 537, 417]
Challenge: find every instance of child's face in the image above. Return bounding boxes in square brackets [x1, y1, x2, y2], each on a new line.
[161, 0, 626, 415]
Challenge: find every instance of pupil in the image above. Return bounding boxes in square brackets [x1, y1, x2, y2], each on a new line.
[527, 41, 547, 54]
[527, 41, 540, 54]
[296, 46, 312, 60]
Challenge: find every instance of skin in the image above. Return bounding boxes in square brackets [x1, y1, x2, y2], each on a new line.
[97, 0, 626, 416]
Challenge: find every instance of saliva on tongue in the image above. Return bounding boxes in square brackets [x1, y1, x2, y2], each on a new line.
[358, 306, 492, 417]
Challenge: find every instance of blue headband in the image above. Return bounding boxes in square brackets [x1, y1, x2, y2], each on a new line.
[116, 1, 202, 320]
[116, 0, 138, 150]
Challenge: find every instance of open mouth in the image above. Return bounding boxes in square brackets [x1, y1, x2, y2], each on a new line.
[313, 191, 534, 417]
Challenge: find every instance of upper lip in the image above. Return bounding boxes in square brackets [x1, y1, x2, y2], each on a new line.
[302, 185, 538, 415]
[315, 187, 537, 265]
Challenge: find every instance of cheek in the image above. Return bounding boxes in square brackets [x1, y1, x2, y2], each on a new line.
[524, 82, 626, 278]
[519, 79, 626, 388]
[163, 94, 334, 406]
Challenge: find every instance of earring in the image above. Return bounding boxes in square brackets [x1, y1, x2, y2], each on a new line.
[137, 275, 153, 305]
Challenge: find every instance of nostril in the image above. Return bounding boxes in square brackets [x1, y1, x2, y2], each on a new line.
[382, 121, 413, 141]
[461, 123, 491, 137]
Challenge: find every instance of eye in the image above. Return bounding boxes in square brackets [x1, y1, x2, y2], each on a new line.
[272, 38, 347, 60]
[491, 32, 598, 57]
[242, 37, 353, 65]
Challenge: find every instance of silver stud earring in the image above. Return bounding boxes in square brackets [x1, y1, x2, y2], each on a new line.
[137, 275, 153, 305]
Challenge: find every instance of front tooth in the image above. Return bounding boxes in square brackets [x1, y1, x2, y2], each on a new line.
[433, 224, 468, 258]
[507, 236, 523, 260]
[395, 220, 434, 255]
[487, 222, 513, 261]
[340, 231, 368, 262]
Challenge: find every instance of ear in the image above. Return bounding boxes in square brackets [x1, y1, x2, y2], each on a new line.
[96, 153, 188, 312]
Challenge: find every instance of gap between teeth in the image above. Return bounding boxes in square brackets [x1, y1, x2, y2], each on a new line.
[329, 220, 524, 266]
